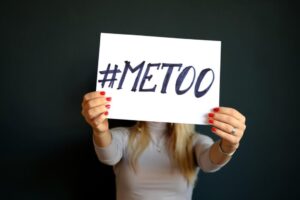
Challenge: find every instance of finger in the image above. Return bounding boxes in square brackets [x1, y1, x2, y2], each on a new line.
[82, 91, 106, 104]
[209, 118, 242, 137]
[85, 105, 109, 120]
[208, 112, 243, 130]
[213, 107, 246, 122]
[94, 119, 109, 133]
[91, 112, 109, 129]
[211, 127, 240, 145]
[83, 96, 110, 110]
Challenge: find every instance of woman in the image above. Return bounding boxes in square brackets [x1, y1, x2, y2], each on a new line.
[81, 91, 246, 200]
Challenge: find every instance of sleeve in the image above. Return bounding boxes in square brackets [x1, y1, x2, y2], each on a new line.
[193, 133, 230, 173]
[93, 127, 129, 166]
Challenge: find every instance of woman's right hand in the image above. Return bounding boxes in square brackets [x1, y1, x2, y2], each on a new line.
[81, 91, 111, 135]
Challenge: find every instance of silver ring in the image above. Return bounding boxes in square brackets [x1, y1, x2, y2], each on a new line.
[231, 127, 237, 136]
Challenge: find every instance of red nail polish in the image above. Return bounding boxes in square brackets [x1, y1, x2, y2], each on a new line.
[208, 113, 214, 117]
[208, 119, 214, 124]
[106, 97, 111, 101]
[213, 107, 220, 112]
[104, 111, 109, 116]
[99, 91, 105, 95]
[211, 127, 217, 132]
[105, 104, 111, 109]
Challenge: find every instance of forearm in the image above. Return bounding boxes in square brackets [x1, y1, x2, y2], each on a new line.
[93, 128, 126, 166]
[209, 140, 237, 165]
[93, 129, 112, 147]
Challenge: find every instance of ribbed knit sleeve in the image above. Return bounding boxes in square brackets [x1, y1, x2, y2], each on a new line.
[193, 134, 230, 172]
[93, 127, 129, 166]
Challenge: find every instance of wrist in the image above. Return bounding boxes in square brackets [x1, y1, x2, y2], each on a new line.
[218, 140, 237, 156]
[93, 129, 109, 137]
[93, 129, 112, 148]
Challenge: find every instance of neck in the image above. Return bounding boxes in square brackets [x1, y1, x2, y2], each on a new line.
[146, 121, 168, 136]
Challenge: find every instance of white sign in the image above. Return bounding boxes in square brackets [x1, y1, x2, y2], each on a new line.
[96, 33, 221, 125]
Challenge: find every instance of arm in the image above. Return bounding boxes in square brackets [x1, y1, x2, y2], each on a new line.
[208, 107, 246, 165]
[209, 140, 236, 165]
[194, 134, 230, 172]
[81, 91, 112, 146]
[93, 128, 128, 165]
[81, 91, 124, 165]
[93, 128, 112, 147]
[194, 107, 246, 172]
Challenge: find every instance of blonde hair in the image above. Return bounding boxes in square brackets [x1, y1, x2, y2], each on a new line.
[127, 121, 198, 185]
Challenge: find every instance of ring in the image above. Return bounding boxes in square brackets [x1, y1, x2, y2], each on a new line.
[231, 127, 237, 136]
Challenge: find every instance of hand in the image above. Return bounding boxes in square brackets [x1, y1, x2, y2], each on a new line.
[208, 107, 246, 153]
[81, 91, 111, 135]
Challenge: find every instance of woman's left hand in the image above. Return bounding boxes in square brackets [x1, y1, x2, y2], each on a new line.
[208, 107, 247, 153]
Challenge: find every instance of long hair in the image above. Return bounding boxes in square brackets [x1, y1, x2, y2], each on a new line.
[127, 121, 197, 185]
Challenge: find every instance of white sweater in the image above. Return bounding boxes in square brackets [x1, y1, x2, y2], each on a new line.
[93, 122, 228, 200]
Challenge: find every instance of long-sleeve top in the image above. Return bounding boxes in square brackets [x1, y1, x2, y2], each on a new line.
[93, 122, 229, 200]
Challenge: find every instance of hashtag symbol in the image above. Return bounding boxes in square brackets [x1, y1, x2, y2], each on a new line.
[98, 64, 122, 88]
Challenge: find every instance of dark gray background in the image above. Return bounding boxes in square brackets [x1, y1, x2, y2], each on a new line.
[1, 0, 298, 199]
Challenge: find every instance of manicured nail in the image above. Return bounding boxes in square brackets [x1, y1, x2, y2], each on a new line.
[211, 127, 217, 132]
[208, 113, 214, 117]
[213, 107, 220, 112]
[99, 91, 105, 95]
[106, 97, 111, 101]
[105, 104, 111, 109]
[208, 119, 214, 124]
[104, 111, 109, 116]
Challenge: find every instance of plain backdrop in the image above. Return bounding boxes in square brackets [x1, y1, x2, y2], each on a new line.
[1, 0, 299, 199]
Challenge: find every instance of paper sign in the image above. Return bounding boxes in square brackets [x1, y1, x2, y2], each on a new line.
[96, 33, 221, 125]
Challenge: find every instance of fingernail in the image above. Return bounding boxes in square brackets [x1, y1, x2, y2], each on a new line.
[208, 119, 214, 124]
[211, 127, 217, 132]
[208, 113, 214, 117]
[105, 104, 111, 109]
[213, 107, 220, 112]
[100, 91, 105, 95]
[104, 111, 109, 116]
[106, 97, 111, 101]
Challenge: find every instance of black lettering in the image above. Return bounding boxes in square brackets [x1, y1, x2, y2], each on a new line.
[160, 63, 182, 93]
[139, 63, 161, 92]
[117, 61, 145, 92]
[175, 66, 196, 95]
[194, 68, 214, 98]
